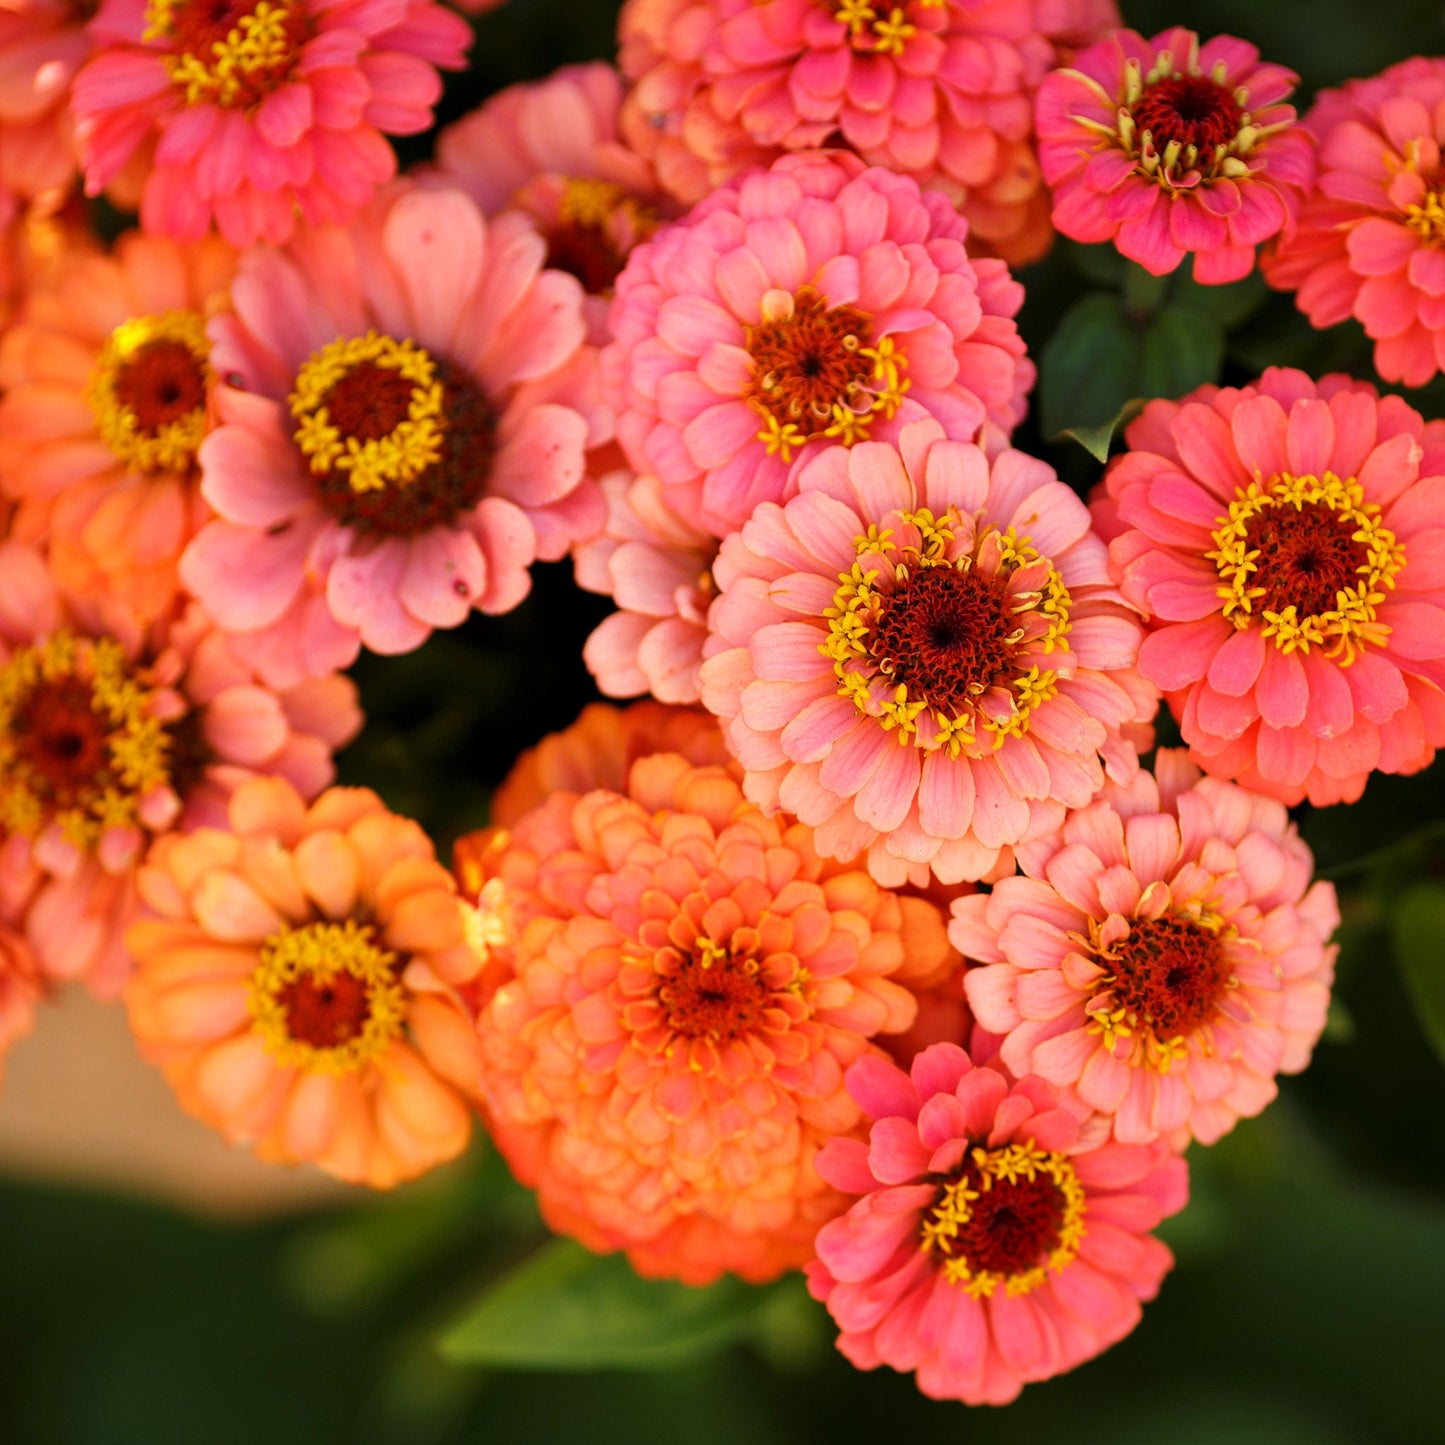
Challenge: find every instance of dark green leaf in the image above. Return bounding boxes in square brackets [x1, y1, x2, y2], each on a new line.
[1169, 268, 1269, 329]
[1039, 292, 1139, 438]
[1139, 303, 1225, 404]
[1391, 884, 1445, 1068]
[1053, 397, 1145, 462]
[439, 1239, 777, 1370]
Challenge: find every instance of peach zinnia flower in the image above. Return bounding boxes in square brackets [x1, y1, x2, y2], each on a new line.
[807, 1042, 1185, 1405]
[0, 541, 361, 993]
[70, 0, 471, 247]
[604, 151, 1033, 539]
[0, 882, 42, 1088]
[0, 229, 235, 624]
[180, 183, 607, 675]
[956, 752, 1338, 1147]
[0, 0, 91, 200]
[467, 745, 957, 1285]
[1097, 367, 1445, 806]
[700, 420, 1155, 887]
[1263, 58, 1445, 387]
[125, 777, 484, 1187]
[1037, 26, 1313, 282]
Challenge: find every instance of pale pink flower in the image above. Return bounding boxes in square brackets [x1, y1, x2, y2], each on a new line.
[0, 541, 361, 994]
[0, 0, 90, 199]
[1097, 366, 1445, 806]
[180, 183, 609, 678]
[1038, 25, 1313, 282]
[70, 0, 471, 247]
[605, 151, 1033, 539]
[808, 1042, 1185, 1404]
[1263, 58, 1445, 386]
[956, 751, 1339, 1147]
[699, 419, 1154, 887]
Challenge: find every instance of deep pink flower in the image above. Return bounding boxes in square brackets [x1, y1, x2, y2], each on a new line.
[180, 183, 609, 678]
[0, 0, 90, 200]
[1096, 366, 1445, 805]
[604, 151, 1033, 540]
[956, 752, 1339, 1146]
[1263, 57, 1445, 386]
[1038, 25, 1313, 282]
[807, 1042, 1185, 1405]
[699, 420, 1155, 887]
[70, 0, 471, 247]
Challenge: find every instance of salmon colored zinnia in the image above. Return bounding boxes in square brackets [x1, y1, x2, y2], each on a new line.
[125, 776, 485, 1187]
[0, 0, 91, 200]
[465, 741, 958, 1285]
[807, 1042, 1186, 1404]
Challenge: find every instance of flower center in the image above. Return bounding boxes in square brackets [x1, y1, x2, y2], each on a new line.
[89, 311, 211, 474]
[1209, 471, 1406, 662]
[827, 0, 943, 57]
[0, 632, 175, 848]
[657, 934, 770, 1041]
[546, 177, 657, 294]
[745, 286, 909, 462]
[289, 331, 497, 539]
[1403, 186, 1445, 247]
[921, 1141, 1085, 1299]
[1087, 911, 1236, 1071]
[1132, 73, 1244, 152]
[247, 919, 407, 1073]
[824, 510, 1072, 756]
[145, 0, 309, 109]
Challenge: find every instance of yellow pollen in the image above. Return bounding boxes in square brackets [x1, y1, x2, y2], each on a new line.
[1403, 188, 1445, 247]
[88, 310, 211, 474]
[147, 0, 303, 108]
[829, 0, 934, 52]
[289, 331, 447, 495]
[247, 919, 407, 1075]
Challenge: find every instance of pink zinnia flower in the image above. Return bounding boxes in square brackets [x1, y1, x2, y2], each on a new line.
[0, 228, 235, 624]
[70, 0, 471, 247]
[1263, 57, 1445, 386]
[0, 541, 361, 994]
[700, 420, 1155, 887]
[807, 1042, 1185, 1405]
[605, 151, 1033, 538]
[956, 752, 1339, 1147]
[1037, 26, 1313, 282]
[436, 62, 673, 342]
[180, 183, 608, 677]
[466, 743, 955, 1285]
[1097, 366, 1445, 805]
[0, 0, 90, 199]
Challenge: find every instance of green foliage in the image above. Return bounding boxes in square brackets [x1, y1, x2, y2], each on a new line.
[1392, 885, 1445, 1068]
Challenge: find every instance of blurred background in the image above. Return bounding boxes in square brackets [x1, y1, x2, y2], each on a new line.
[2, 1, 1444, 1441]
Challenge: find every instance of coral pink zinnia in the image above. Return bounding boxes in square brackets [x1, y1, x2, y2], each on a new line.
[700, 419, 1155, 887]
[466, 742, 958, 1285]
[1097, 366, 1445, 805]
[1263, 57, 1445, 387]
[604, 151, 1033, 539]
[1037, 25, 1313, 282]
[125, 776, 485, 1188]
[70, 0, 471, 247]
[955, 751, 1339, 1147]
[180, 183, 609, 677]
[807, 1042, 1186, 1404]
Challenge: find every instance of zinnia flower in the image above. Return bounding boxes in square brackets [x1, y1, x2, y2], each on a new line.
[70, 0, 471, 247]
[180, 182, 608, 676]
[604, 151, 1033, 539]
[466, 742, 956, 1284]
[0, 0, 90, 200]
[699, 419, 1154, 886]
[436, 61, 672, 342]
[1037, 25, 1313, 282]
[0, 228, 235, 624]
[807, 1041, 1186, 1404]
[0, 541, 361, 993]
[1263, 57, 1445, 386]
[955, 751, 1338, 1146]
[0, 886, 41, 1089]
[125, 776, 484, 1187]
[1096, 366, 1445, 805]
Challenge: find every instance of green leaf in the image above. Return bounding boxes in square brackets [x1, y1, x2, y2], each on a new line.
[1039, 292, 1139, 438]
[439, 1239, 779, 1370]
[1391, 883, 1445, 1068]
[1170, 268, 1269, 329]
[1139, 303, 1226, 404]
[1053, 397, 1145, 462]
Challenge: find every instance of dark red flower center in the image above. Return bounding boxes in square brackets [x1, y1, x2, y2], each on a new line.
[277, 970, 372, 1049]
[1132, 73, 1245, 151]
[1242, 502, 1369, 619]
[112, 339, 208, 433]
[10, 678, 110, 805]
[1108, 915, 1228, 1035]
[658, 938, 769, 1041]
[157, 0, 312, 110]
[937, 1165, 1067, 1278]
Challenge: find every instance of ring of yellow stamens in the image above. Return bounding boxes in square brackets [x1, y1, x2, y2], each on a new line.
[247, 919, 407, 1075]
[146, 0, 305, 108]
[289, 331, 447, 496]
[0, 632, 173, 848]
[829, 0, 942, 55]
[1207, 470, 1405, 663]
[920, 1141, 1086, 1299]
[89, 310, 212, 474]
